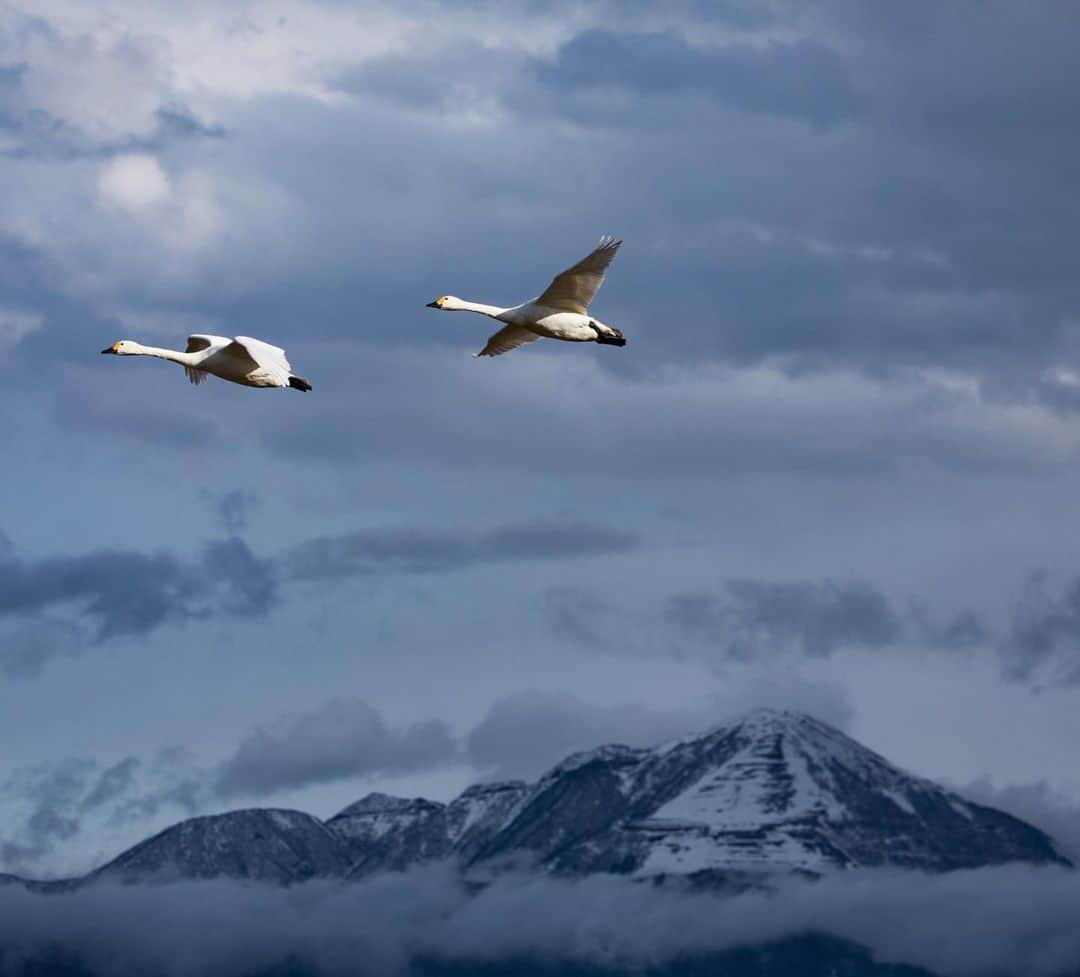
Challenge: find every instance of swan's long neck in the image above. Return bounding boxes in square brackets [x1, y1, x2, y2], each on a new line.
[130, 342, 200, 367]
[446, 299, 507, 318]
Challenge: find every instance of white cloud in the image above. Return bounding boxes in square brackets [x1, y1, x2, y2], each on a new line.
[97, 154, 171, 213]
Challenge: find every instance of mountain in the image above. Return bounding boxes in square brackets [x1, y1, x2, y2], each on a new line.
[88, 808, 349, 885]
[459, 709, 1066, 882]
[328, 781, 530, 878]
[7, 710, 1069, 889]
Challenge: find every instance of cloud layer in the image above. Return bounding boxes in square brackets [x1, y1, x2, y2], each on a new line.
[3, 864, 1080, 976]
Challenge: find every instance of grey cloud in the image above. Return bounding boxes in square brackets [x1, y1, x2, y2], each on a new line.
[0, 758, 93, 870]
[337, 40, 520, 114]
[285, 524, 638, 581]
[0, 519, 631, 677]
[5, 0, 1079, 416]
[666, 579, 903, 659]
[2, 865, 1080, 976]
[215, 698, 457, 798]
[211, 489, 257, 535]
[545, 578, 995, 668]
[1002, 573, 1080, 685]
[0, 618, 82, 679]
[0, 11, 218, 159]
[466, 682, 855, 781]
[2, 749, 212, 876]
[201, 537, 277, 617]
[80, 759, 139, 814]
[532, 29, 862, 127]
[53, 384, 220, 450]
[466, 691, 707, 780]
[0, 534, 277, 643]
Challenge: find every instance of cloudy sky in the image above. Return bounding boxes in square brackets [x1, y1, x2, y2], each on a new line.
[2, 0, 1080, 878]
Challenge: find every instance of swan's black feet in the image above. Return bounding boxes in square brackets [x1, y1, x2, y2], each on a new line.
[595, 333, 627, 347]
[288, 375, 312, 391]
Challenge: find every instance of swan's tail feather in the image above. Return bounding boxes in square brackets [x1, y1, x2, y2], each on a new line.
[594, 325, 627, 347]
[288, 375, 312, 392]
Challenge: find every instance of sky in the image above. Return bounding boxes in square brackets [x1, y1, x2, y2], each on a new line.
[1, 0, 1080, 880]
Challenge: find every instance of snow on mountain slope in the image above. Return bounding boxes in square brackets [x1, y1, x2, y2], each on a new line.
[327, 793, 451, 876]
[445, 781, 530, 857]
[17, 710, 1066, 889]
[469, 709, 1068, 880]
[89, 809, 349, 885]
[326, 781, 531, 877]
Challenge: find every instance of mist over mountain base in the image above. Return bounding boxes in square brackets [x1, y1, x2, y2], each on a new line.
[3, 863, 1080, 977]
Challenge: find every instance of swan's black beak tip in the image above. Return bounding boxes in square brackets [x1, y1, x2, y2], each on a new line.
[425, 301, 439, 309]
[100, 346, 115, 354]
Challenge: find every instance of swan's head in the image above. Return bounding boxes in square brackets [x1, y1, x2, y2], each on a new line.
[426, 295, 456, 310]
[100, 340, 138, 355]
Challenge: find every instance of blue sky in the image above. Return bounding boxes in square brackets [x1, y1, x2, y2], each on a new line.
[2, 0, 1080, 877]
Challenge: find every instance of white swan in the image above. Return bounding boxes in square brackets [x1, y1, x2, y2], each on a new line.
[100, 334, 312, 391]
[426, 235, 627, 357]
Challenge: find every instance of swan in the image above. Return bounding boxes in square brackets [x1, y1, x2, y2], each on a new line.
[426, 235, 627, 357]
[100, 334, 312, 391]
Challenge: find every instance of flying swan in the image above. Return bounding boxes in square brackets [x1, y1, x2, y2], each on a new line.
[101, 335, 312, 391]
[426, 236, 627, 357]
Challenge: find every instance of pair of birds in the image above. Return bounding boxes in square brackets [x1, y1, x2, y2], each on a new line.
[101, 237, 626, 391]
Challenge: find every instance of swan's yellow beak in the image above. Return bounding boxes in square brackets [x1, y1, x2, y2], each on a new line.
[101, 342, 119, 354]
[426, 296, 445, 309]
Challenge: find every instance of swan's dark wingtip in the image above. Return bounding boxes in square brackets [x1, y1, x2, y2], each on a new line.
[288, 376, 312, 392]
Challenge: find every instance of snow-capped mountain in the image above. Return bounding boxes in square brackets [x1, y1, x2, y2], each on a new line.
[14, 710, 1068, 888]
[462, 709, 1065, 881]
[89, 809, 349, 885]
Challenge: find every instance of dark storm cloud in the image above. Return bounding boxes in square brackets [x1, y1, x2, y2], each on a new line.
[3, 865, 1080, 976]
[0, 534, 277, 642]
[215, 698, 457, 798]
[1001, 573, 1080, 685]
[201, 537, 277, 617]
[543, 578, 999, 670]
[0, 519, 635, 677]
[5, 0, 1079, 412]
[666, 579, 903, 659]
[532, 29, 862, 127]
[542, 578, 906, 660]
[284, 524, 638, 581]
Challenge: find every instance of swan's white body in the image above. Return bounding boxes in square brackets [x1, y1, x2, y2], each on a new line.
[101, 334, 311, 391]
[427, 236, 627, 357]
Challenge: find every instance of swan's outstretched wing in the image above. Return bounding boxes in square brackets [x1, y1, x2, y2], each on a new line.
[228, 335, 293, 383]
[185, 334, 228, 354]
[184, 334, 230, 384]
[535, 236, 621, 314]
[477, 324, 541, 357]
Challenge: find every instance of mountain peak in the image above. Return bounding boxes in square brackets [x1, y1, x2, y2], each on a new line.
[332, 792, 445, 820]
[465, 708, 1067, 881]
[25, 711, 1064, 892]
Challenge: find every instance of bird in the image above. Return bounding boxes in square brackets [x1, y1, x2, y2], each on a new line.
[100, 334, 312, 391]
[426, 235, 627, 357]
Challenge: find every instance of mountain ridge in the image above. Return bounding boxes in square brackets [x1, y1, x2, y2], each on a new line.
[5, 709, 1070, 889]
